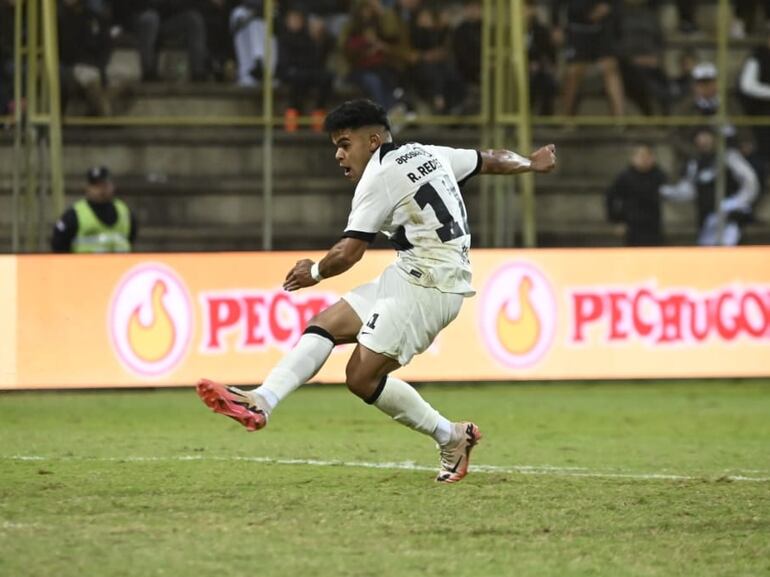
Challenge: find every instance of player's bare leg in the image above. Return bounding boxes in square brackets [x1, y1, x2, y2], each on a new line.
[345, 344, 481, 483]
[197, 299, 362, 429]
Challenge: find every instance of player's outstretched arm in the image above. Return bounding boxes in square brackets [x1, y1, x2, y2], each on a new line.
[480, 144, 557, 175]
[283, 237, 369, 292]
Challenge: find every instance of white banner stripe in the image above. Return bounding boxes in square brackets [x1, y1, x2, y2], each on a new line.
[3, 455, 769, 482]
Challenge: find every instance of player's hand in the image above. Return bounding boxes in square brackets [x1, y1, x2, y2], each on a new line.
[530, 144, 557, 173]
[283, 259, 319, 292]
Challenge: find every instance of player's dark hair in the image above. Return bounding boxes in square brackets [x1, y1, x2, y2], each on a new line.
[323, 99, 391, 133]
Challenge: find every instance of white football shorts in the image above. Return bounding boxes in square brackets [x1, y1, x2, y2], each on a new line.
[342, 264, 465, 366]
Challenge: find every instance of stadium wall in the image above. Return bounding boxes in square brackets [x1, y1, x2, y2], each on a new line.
[1, 248, 769, 389]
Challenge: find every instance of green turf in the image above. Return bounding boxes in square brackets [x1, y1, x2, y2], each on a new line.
[1, 381, 769, 577]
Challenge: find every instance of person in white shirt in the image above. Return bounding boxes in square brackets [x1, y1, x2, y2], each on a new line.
[197, 99, 557, 483]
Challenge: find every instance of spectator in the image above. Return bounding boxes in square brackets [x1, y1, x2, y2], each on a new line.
[58, 0, 113, 116]
[731, 0, 770, 38]
[738, 35, 770, 170]
[661, 127, 759, 246]
[408, 5, 465, 114]
[0, 0, 15, 116]
[308, 0, 351, 36]
[51, 166, 138, 253]
[276, 5, 335, 131]
[617, 0, 672, 115]
[130, 0, 209, 82]
[452, 0, 482, 87]
[230, 0, 277, 87]
[606, 143, 667, 246]
[551, 0, 625, 117]
[675, 0, 698, 33]
[526, 0, 558, 116]
[340, 0, 404, 111]
[201, 0, 236, 82]
[669, 48, 698, 105]
[691, 61, 719, 116]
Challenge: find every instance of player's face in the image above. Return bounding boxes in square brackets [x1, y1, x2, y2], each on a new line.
[330, 128, 380, 183]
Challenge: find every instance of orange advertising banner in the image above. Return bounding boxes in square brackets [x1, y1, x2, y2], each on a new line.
[2, 247, 769, 389]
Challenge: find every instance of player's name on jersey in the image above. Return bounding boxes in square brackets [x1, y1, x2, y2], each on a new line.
[406, 158, 441, 184]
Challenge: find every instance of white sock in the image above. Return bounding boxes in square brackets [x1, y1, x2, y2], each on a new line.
[369, 376, 450, 444]
[252, 329, 334, 413]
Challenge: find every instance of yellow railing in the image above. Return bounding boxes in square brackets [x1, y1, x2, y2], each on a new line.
[7, 0, 767, 251]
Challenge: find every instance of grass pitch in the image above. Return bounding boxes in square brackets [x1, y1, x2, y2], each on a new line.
[1, 381, 769, 577]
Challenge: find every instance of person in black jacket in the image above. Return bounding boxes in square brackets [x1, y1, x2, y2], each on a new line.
[606, 143, 667, 246]
[276, 4, 334, 131]
[59, 0, 113, 115]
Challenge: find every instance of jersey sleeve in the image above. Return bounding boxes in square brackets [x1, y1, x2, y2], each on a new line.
[424, 145, 482, 186]
[342, 178, 392, 243]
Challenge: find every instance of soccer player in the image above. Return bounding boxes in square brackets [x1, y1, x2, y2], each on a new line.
[197, 99, 557, 483]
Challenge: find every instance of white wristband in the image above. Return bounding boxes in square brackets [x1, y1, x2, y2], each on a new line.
[310, 262, 323, 282]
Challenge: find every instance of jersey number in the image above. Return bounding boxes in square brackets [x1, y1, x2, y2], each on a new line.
[414, 183, 468, 243]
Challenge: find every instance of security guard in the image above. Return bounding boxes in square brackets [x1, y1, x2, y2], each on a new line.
[51, 166, 138, 253]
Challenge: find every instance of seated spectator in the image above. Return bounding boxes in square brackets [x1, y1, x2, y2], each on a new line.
[340, 0, 404, 111]
[452, 0, 482, 88]
[731, 0, 769, 38]
[129, 0, 209, 82]
[675, 0, 698, 33]
[691, 61, 719, 116]
[276, 5, 334, 131]
[551, 0, 625, 117]
[661, 127, 759, 246]
[230, 0, 277, 87]
[617, 0, 672, 115]
[669, 48, 698, 105]
[526, 0, 557, 116]
[201, 0, 237, 82]
[738, 35, 770, 170]
[408, 5, 465, 114]
[0, 0, 14, 116]
[309, 0, 352, 36]
[58, 0, 113, 115]
[606, 143, 667, 246]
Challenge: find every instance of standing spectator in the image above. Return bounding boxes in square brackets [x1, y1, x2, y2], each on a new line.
[58, 0, 113, 116]
[606, 143, 667, 246]
[661, 127, 759, 246]
[130, 0, 209, 82]
[617, 0, 672, 115]
[552, 0, 625, 117]
[526, 0, 558, 116]
[340, 0, 404, 111]
[452, 0, 482, 87]
[230, 0, 277, 87]
[738, 36, 770, 170]
[276, 5, 335, 131]
[51, 166, 138, 253]
[408, 5, 465, 114]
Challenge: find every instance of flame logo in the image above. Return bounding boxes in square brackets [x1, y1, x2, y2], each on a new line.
[127, 280, 176, 362]
[110, 263, 193, 378]
[496, 276, 541, 355]
[480, 262, 556, 369]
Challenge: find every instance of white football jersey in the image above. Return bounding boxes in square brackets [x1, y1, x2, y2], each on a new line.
[344, 142, 481, 296]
